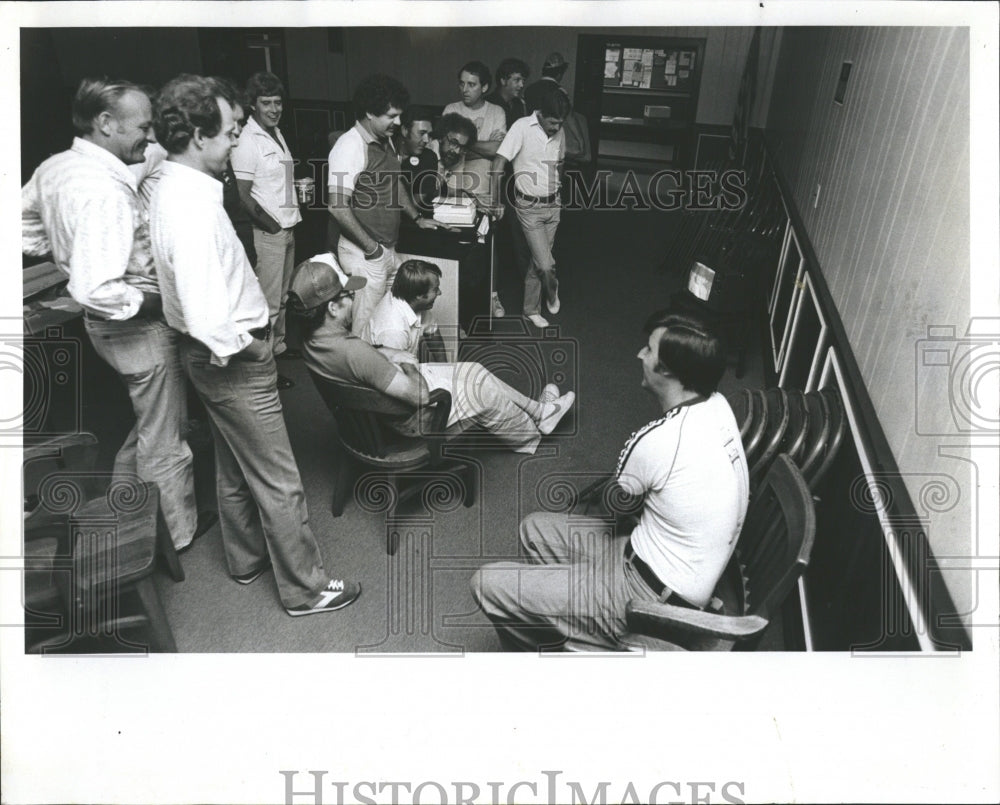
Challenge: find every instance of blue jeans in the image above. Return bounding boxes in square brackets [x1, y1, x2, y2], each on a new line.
[514, 201, 560, 316]
[253, 227, 296, 355]
[84, 316, 197, 548]
[179, 337, 327, 608]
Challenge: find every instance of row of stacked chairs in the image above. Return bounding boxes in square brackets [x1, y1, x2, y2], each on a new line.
[727, 386, 846, 495]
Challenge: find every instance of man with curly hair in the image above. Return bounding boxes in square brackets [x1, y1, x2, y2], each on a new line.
[149, 74, 360, 617]
[328, 73, 449, 337]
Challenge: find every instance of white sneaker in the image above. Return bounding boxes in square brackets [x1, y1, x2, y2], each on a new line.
[546, 292, 560, 315]
[527, 313, 549, 328]
[538, 383, 560, 404]
[538, 391, 576, 435]
[286, 578, 361, 616]
[491, 292, 506, 318]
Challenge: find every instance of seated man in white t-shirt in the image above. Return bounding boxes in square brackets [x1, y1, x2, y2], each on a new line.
[293, 255, 575, 454]
[471, 311, 750, 651]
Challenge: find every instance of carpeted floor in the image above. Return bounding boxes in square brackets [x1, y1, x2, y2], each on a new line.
[86, 203, 769, 652]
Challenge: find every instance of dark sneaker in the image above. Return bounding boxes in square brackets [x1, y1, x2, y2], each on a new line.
[286, 579, 361, 616]
[233, 559, 272, 585]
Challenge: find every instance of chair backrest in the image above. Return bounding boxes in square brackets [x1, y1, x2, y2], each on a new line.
[23, 433, 100, 523]
[308, 369, 452, 462]
[798, 390, 831, 480]
[742, 389, 769, 466]
[808, 387, 847, 490]
[749, 387, 788, 485]
[735, 454, 816, 629]
[779, 388, 811, 464]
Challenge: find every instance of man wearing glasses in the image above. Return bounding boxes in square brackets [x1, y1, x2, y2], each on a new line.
[429, 112, 478, 200]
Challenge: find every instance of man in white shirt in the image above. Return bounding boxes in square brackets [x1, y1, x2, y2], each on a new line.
[149, 74, 360, 617]
[21, 77, 210, 552]
[327, 74, 445, 337]
[490, 87, 571, 328]
[471, 312, 749, 650]
[230, 72, 301, 388]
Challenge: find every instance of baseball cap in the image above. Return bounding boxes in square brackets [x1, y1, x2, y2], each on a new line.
[288, 252, 366, 311]
[543, 52, 568, 70]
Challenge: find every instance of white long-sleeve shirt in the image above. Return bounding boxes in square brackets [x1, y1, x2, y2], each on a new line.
[149, 160, 268, 366]
[21, 137, 155, 320]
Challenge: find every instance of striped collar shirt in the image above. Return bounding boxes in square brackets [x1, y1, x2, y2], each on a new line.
[150, 160, 268, 366]
[21, 137, 155, 320]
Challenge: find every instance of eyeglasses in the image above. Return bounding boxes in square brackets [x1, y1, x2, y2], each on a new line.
[443, 135, 468, 150]
[333, 290, 356, 302]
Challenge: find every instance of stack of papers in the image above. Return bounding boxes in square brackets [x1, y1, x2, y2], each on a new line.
[433, 196, 477, 226]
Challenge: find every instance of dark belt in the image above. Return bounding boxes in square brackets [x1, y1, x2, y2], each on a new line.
[83, 308, 163, 323]
[624, 539, 701, 610]
[515, 188, 559, 204]
[249, 323, 272, 341]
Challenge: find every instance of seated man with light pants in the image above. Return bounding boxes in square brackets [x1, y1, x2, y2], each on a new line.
[471, 311, 749, 650]
[327, 73, 447, 337]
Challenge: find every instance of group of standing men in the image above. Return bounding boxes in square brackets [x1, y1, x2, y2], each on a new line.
[23, 74, 361, 618]
[334, 53, 578, 333]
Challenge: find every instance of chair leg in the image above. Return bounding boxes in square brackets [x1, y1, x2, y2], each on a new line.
[133, 576, 178, 652]
[155, 506, 185, 582]
[461, 463, 477, 508]
[332, 455, 355, 516]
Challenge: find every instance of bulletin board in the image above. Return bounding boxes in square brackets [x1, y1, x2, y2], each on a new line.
[603, 42, 699, 92]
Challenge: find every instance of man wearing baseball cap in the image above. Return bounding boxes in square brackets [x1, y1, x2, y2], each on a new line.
[291, 254, 575, 453]
[524, 52, 570, 113]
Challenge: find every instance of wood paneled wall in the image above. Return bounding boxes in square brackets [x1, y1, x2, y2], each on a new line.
[766, 27, 973, 613]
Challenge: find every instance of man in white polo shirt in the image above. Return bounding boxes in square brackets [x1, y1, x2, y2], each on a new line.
[490, 86, 571, 329]
[231, 71, 301, 388]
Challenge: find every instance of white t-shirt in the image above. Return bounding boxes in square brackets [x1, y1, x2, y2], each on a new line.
[442, 101, 507, 202]
[616, 392, 750, 607]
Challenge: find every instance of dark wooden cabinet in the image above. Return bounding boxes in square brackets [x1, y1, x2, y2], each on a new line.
[574, 34, 705, 168]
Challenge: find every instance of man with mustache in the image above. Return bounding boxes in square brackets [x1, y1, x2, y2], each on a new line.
[328, 74, 447, 337]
